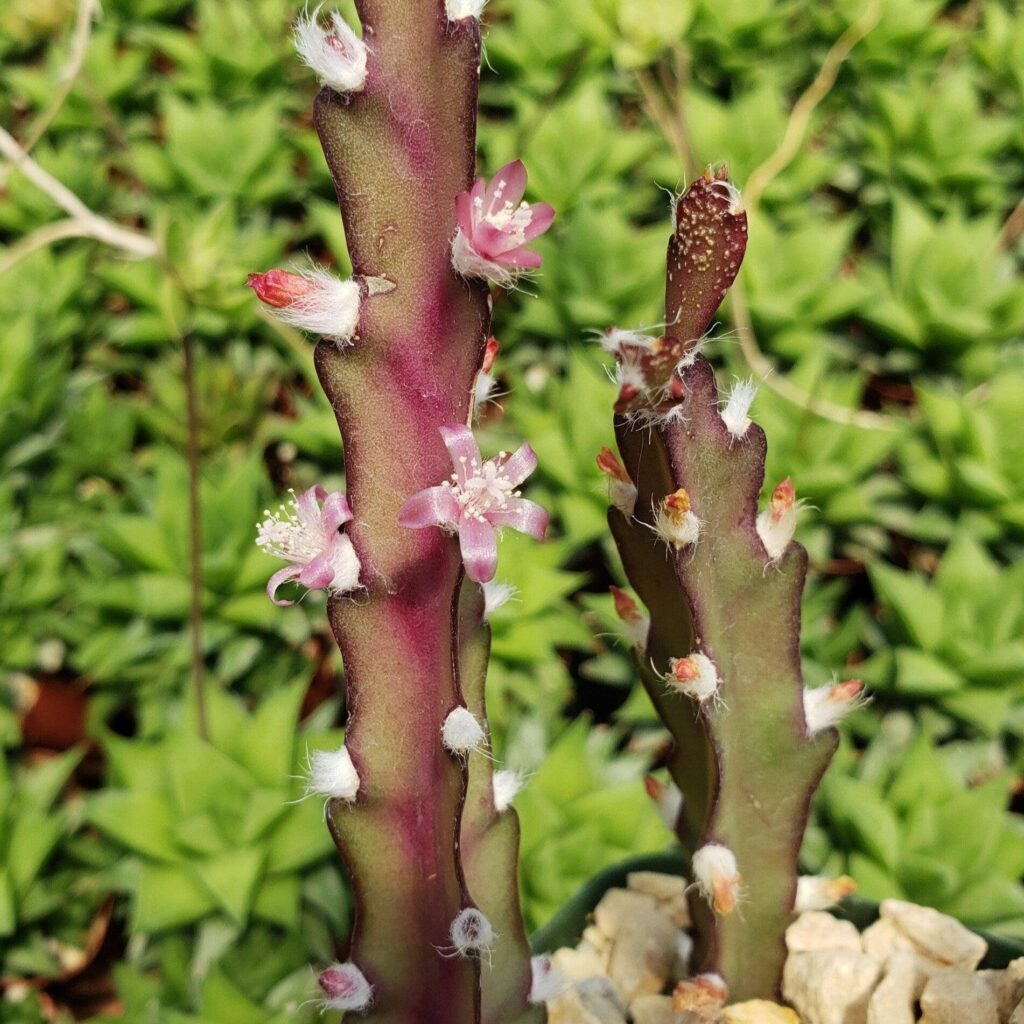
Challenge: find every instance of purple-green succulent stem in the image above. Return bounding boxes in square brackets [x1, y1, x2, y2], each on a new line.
[312, 2, 496, 1020]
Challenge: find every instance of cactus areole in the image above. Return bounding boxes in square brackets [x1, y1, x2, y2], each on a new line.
[604, 168, 840, 1001]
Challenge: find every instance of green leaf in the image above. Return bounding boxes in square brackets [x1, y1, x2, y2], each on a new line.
[191, 848, 265, 927]
[869, 563, 944, 651]
[134, 863, 218, 933]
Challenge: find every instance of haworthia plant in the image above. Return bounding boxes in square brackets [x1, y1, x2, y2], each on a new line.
[249, 2, 551, 1021]
[600, 168, 859, 1002]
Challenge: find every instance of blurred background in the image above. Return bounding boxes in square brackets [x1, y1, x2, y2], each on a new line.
[2, 0, 1023, 1019]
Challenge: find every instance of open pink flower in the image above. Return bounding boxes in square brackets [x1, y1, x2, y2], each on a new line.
[398, 425, 548, 583]
[452, 160, 555, 286]
[256, 485, 361, 606]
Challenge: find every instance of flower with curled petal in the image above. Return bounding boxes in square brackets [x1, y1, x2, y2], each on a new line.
[452, 160, 555, 286]
[256, 485, 360, 606]
[398, 425, 548, 583]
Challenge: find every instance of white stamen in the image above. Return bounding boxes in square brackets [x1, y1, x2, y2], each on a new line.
[692, 843, 742, 916]
[709, 178, 745, 216]
[492, 769, 525, 812]
[721, 378, 757, 439]
[445, 0, 487, 19]
[444, 453, 518, 523]
[481, 580, 517, 620]
[307, 744, 360, 801]
[451, 229, 518, 287]
[293, 7, 368, 94]
[317, 961, 373, 1012]
[450, 908, 495, 958]
[528, 955, 567, 1003]
[442, 707, 486, 755]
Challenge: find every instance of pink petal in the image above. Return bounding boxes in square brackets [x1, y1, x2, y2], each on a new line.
[521, 202, 555, 242]
[471, 221, 523, 260]
[267, 564, 302, 606]
[500, 442, 538, 487]
[439, 424, 482, 486]
[296, 484, 325, 524]
[459, 516, 498, 583]
[320, 491, 353, 533]
[455, 189, 476, 237]
[488, 497, 548, 540]
[497, 246, 543, 269]
[399, 485, 460, 529]
[484, 160, 528, 217]
[299, 549, 337, 590]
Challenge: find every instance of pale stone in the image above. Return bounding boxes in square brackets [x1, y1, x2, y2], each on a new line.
[606, 907, 678, 1001]
[722, 1000, 801, 1023]
[547, 985, 625, 1024]
[579, 976, 629, 1021]
[867, 951, 925, 1024]
[980, 957, 1024, 1021]
[627, 871, 689, 903]
[880, 899, 988, 969]
[783, 949, 882, 1024]
[786, 912, 863, 954]
[629, 994, 683, 1024]
[594, 888, 659, 940]
[552, 945, 607, 984]
[627, 872, 692, 928]
[1011, 998, 1024, 1024]
[860, 918, 904, 961]
[919, 968, 998, 1024]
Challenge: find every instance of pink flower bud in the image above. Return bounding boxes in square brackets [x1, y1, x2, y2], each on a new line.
[317, 961, 373, 1012]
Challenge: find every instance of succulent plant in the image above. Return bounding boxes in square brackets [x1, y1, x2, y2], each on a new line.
[600, 168, 862, 1001]
[248, 3, 552, 1020]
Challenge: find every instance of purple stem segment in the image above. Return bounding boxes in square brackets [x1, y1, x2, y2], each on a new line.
[311, 2, 495, 1020]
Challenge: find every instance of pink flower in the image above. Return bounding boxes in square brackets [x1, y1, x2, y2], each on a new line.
[452, 160, 555, 286]
[256, 485, 361, 606]
[398, 425, 548, 583]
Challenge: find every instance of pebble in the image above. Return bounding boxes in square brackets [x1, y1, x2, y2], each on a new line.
[594, 889, 659, 940]
[786, 911, 863, 954]
[879, 899, 988, 970]
[606, 905, 679, 1001]
[628, 871, 692, 928]
[980, 957, 1024, 1020]
[721, 1001, 801, 1023]
[919, 968, 999, 1024]
[783, 948, 882, 1024]
[866, 950, 924, 1024]
[629, 994, 683, 1024]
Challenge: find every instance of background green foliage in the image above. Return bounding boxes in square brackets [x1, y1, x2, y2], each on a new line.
[1, 0, 1023, 1018]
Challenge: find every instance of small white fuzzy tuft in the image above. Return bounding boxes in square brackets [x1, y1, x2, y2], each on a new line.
[450, 908, 495, 957]
[481, 579, 517, 621]
[654, 491, 700, 550]
[721, 378, 757, 439]
[709, 178, 745, 216]
[445, 0, 487, 19]
[492, 768, 526, 812]
[756, 478, 801, 561]
[473, 370, 498, 419]
[600, 326, 661, 356]
[674, 930, 694, 974]
[665, 652, 719, 702]
[528, 954, 567, 1003]
[795, 874, 857, 912]
[692, 843, 742, 916]
[307, 744, 360, 801]
[266, 266, 361, 345]
[317, 961, 373, 1012]
[442, 706, 487, 755]
[294, 7, 368, 93]
[802, 680, 867, 736]
[645, 775, 684, 831]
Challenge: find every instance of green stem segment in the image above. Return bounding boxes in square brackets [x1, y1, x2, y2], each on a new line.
[607, 170, 837, 1000]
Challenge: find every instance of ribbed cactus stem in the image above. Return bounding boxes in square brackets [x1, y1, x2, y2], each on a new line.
[310, 2, 496, 1020]
[605, 169, 839, 1001]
